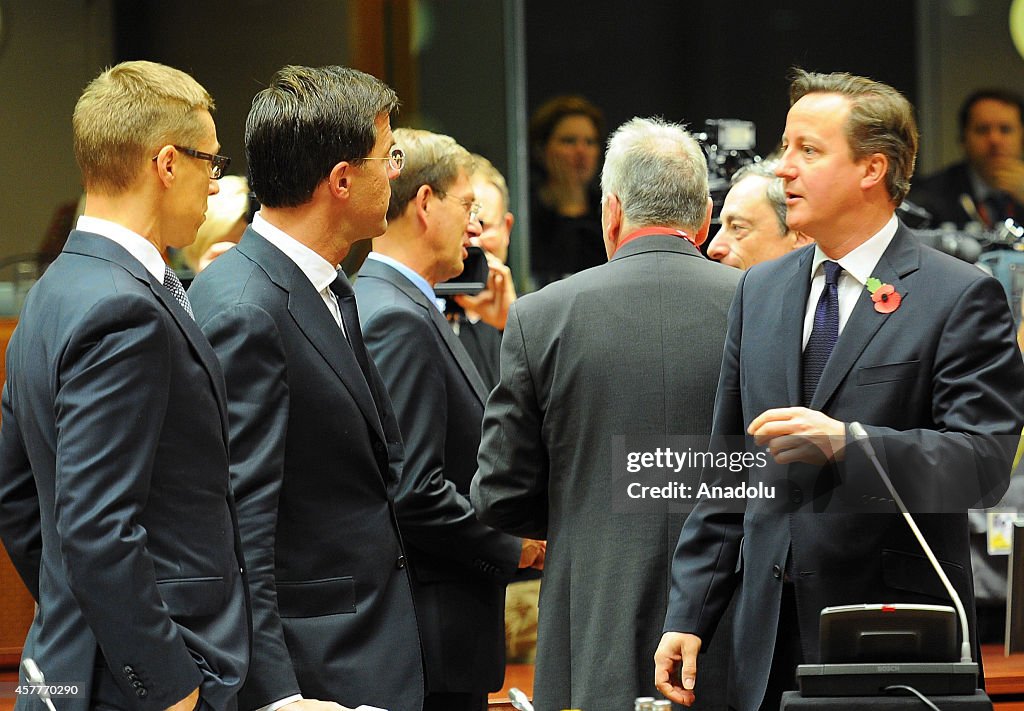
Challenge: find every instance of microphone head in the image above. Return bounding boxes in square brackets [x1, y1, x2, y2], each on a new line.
[848, 422, 868, 440]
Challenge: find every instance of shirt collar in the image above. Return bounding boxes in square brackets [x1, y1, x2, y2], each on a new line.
[809, 213, 899, 287]
[252, 212, 339, 292]
[365, 252, 444, 312]
[966, 164, 998, 202]
[76, 215, 166, 281]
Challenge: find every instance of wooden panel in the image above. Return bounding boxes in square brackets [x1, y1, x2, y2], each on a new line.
[0, 318, 33, 668]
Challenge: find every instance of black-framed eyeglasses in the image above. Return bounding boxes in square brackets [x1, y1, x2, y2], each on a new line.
[152, 146, 231, 179]
[440, 192, 482, 222]
[362, 147, 406, 173]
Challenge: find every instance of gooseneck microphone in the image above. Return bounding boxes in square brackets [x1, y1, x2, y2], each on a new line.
[22, 659, 58, 711]
[847, 422, 973, 665]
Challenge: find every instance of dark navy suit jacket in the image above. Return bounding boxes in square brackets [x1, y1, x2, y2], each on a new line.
[665, 223, 1024, 710]
[188, 228, 424, 711]
[0, 230, 251, 711]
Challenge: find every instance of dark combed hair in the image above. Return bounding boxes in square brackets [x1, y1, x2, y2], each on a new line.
[958, 88, 1024, 138]
[789, 68, 918, 204]
[245, 65, 399, 208]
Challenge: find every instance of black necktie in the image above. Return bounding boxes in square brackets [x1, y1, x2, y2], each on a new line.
[329, 273, 373, 386]
[163, 265, 194, 319]
[801, 260, 842, 406]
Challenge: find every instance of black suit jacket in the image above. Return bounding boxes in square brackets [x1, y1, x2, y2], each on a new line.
[909, 161, 1024, 229]
[187, 228, 424, 711]
[665, 223, 1024, 710]
[354, 257, 521, 694]
[0, 230, 251, 711]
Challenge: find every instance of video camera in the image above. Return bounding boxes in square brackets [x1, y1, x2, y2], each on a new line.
[695, 119, 761, 216]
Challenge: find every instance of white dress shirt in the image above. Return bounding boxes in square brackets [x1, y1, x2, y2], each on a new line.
[252, 212, 346, 336]
[76, 215, 166, 281]
[802, 214, 899, 349]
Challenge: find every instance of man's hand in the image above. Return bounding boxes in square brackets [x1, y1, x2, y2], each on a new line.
[748, 407, 847, 465]
[165, 687, 199, 711]
[281, 699, 356, 711]
[453, 252, 517, 331]
[988, 156, 1024, 206]
[654, 632, 702, 706]
[518, 538, 546, 570]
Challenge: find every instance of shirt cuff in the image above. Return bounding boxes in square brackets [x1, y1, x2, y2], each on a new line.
[254, 694, 303, 711]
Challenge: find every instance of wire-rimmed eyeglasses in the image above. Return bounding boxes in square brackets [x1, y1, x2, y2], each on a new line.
[441, 193, 483, 222]
[362, 147, 406, 173]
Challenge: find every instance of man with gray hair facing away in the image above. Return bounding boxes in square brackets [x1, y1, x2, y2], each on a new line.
[706, 161, 811, 270]
[471, 117, 740, 711]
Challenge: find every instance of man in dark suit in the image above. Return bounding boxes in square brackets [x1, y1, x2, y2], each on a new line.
[187, 66, 423, 711]
[354, 128, 530, 711]
[909, 89, 1024, 229]
[0, 61, 250, 711]
[656, 70, 1024, 711]
[470, 117, 740, 711]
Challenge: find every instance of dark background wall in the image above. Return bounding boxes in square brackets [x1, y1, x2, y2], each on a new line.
[525, 1, 918, 160]
[2, 0, 1022, 267]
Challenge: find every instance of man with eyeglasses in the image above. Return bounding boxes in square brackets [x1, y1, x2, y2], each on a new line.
[187, 66, 423, 711]
[354, 128, 532, 711]
[0, 61, 250, 711]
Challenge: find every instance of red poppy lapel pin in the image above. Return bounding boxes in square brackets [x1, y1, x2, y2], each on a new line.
[865, 277, 902, 314]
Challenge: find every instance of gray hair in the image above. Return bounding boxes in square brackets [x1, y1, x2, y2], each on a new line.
[600, 117, 709, 231]
[731, 160, 788, 235]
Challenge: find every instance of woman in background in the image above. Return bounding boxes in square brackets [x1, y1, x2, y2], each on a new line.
[528, 95, 606, 287]
[182, 174, 250, 274]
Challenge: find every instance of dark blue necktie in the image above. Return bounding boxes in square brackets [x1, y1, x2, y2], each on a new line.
[801, 260, 842, 406]
[329, 273, 374, 387]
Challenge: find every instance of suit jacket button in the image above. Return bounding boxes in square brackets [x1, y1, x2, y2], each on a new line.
[772, 564, 783, 579]
[790, 487, 803, 505]
[123, 665, 134, 675]
[396, 555, 406, 569]
[131, 680, 144, 689]
[136, 688, 148, 698]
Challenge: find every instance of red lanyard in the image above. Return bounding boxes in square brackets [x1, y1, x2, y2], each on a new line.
[612, 227, 696, 257]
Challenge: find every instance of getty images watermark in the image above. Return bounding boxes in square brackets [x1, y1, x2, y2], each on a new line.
[610, 433, 1019, 515]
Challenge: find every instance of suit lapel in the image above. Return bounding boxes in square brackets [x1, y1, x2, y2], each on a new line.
[361, 259, 490, 404]
[811, 225, 919, 410]
[237, 232, 387, 443]
[64, 231, 232, 440]
[781, 248, 815, 406]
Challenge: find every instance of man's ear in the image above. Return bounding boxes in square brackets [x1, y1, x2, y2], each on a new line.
[693, 196, 714, 247]
[602, 193, 623, 258]
[860, 153, 888, 192]
[414, 183, 433, 227]
[153, 145, 176, 188]
[328, 161, 352, 198]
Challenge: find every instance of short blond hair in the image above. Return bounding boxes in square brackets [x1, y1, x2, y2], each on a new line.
[181, 175, 250, 271]
[73, 60, 214, 194]
[470, 154, 510, 213]
[387, 128, 474, 222]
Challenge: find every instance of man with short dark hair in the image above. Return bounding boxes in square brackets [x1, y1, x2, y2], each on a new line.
[910, 88, 1024, 228]
[706, 161, 811, 270]
[472, 116, 739, 711]
[354, 128, 528, 711]
[0, 60, 250, 711]
[188, 65, 423, 711]
[656, 70, 1024, 711]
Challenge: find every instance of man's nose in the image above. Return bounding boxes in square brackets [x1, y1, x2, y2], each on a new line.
[706, 230, 729, 260]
